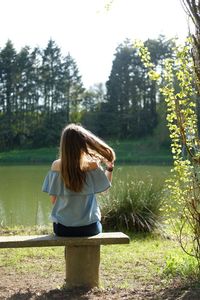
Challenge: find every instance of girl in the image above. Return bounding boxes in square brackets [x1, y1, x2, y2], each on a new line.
[42, 123, 115, 237]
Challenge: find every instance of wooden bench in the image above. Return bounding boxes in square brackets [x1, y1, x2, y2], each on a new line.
[0, 232, 130, 288]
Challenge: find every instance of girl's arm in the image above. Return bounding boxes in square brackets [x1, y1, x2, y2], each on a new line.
[50, 159, 60, 204]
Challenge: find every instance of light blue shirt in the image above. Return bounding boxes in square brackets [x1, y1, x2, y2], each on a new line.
[42, 167, 110, 227]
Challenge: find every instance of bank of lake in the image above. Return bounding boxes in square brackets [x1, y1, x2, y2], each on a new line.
[0, 139, 172, 165]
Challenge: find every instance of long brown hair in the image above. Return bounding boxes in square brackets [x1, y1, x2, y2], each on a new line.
[59, 123, 115, 192]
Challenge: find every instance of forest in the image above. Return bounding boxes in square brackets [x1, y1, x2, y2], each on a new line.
[0, 35, 198, 151]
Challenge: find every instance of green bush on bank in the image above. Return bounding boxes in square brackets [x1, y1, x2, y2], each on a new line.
[100, 177, 163, 233]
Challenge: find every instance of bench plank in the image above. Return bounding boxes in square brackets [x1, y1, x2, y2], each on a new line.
[0, 232, 130, 248]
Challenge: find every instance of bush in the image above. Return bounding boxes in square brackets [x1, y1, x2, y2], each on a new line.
[100, 177, 163, 232]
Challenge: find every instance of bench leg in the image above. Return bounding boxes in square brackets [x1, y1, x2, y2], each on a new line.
[65, 245, 100, 288]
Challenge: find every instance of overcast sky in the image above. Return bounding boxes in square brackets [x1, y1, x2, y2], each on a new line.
[0, 0, 191, 88]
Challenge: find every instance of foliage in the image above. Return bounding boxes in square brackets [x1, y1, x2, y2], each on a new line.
[2, 226, 200, 296]
[182, 1, 200, 135]
[136, 38, 200, 269]
[0, 36, 179, 150]
[99, 37, 174, 139]
[0, 39, 84, 151]
[100, 176, 163, 232]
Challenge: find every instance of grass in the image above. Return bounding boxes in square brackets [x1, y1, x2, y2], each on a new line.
[110, 139, 172, 165]
[0, 138, 172, 164]
[0, 227, 199, 294]
[0, 147, 59, 164]
[0, 143, 199, 298]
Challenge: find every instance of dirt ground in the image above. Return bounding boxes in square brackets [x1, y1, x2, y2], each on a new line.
[1, 267, 200, 300]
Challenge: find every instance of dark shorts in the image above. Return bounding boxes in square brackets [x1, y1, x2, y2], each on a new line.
[53, 221, 102, 237]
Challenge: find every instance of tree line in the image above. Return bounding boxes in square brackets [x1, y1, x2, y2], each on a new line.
[0, 36, 195, 151]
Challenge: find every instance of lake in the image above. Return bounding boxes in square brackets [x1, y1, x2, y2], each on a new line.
[0, 164, 171, 227]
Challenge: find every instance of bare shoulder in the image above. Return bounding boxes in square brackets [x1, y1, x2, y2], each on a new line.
[84, 161, 99, 171]
[81, 156, 98, 171]
[88, 161, 99, 170]
[51, 159, 61, 171]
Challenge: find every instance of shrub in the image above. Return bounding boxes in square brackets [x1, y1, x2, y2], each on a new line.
[100, 177, 163, 232]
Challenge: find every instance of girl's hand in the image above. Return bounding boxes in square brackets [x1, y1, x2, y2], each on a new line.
[104, 161, 114, 182]
[105, 161, 114, 172]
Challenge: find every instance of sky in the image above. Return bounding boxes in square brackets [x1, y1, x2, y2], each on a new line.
[0, 0, 191, 88]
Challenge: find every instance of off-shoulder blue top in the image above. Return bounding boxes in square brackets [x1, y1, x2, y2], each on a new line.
[42, 167, 110, 227]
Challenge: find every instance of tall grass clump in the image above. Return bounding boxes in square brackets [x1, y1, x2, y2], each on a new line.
[100, 176, 163, 233]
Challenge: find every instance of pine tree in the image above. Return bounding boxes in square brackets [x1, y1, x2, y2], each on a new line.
[0, 40, 17, 149]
